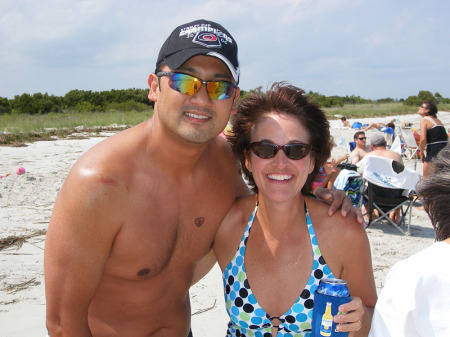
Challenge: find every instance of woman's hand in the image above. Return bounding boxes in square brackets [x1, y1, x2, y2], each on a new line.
[333, 297, 365, 335]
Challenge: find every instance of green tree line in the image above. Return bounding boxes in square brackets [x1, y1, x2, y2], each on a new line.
[1, 88, 449, 115]
[0, 88, 153, 115]
[403, 90, 450, 106]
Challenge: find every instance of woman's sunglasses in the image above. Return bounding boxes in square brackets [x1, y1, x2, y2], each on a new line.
[156, 71, 238, 101]
[249, 141, 312, 160]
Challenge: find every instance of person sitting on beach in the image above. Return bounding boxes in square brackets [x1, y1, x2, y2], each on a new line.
[312, 137, 349, 192]
[369, 144, 450, 337]
[363, 133, 404, 223]
[350, 131, 371, 164]
[212, 83, 377, 336]
[44, 19, 361, 337]
[365, 133, 402, 163]
[341, 116, 352, 128]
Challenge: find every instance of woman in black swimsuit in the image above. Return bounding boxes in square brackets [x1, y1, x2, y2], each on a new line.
[418, 101, 448, 178]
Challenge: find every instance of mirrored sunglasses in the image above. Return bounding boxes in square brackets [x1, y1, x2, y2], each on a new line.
[249, 141, 312, 160]
[156, 71, 238, 101]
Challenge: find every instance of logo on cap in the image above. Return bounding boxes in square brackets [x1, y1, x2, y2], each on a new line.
[179, 23, 233, 49]
[193, 32, 220, 48]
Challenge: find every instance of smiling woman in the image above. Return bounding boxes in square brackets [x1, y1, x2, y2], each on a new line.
[213, 82, 377, 337]
[229, 82, 332, 195]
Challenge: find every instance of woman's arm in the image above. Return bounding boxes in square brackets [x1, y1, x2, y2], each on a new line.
[213, 195, 257, 271]
[333, 153, 350, 168]
[419, 118, 428, 162]
[309, 198, 377, 336]
[334, 222, 377, 336]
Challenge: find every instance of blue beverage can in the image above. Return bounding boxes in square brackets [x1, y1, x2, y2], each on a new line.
[311, 278, 351, 337]
[316, 278, 350, 297]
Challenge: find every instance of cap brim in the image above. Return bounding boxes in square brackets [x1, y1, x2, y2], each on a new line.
[164, 48, 239, 83]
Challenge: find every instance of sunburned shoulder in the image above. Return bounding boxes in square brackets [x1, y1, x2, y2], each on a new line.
[67, 128, 144, 190]
[306, 196, 364, 240]
[207, 136, 236, 162]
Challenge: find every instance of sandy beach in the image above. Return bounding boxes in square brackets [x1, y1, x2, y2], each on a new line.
[1, 112, 448, 336]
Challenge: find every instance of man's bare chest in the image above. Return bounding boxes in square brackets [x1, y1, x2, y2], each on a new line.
[105, 180, 236, 280]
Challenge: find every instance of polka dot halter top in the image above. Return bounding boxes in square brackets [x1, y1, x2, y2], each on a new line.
[222, 204, 335, 337]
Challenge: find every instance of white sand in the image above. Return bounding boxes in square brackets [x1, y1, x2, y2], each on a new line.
[1, 112, 449, 336]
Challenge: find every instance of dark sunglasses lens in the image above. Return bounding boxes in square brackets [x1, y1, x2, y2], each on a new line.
[206, 81, 233, 100]
[285, 144, 310, 159]
[169, 73, 200, 96]
[252, 143, 277, 158]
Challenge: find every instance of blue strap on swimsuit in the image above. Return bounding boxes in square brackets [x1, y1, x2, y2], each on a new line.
[223, 204, 335, 337]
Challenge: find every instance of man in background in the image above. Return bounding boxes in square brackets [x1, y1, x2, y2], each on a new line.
[350, 131, 371, 164]
[365, 133, 403, 164]
[362, 133, 404, 223]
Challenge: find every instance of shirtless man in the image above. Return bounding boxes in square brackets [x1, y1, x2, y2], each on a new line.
[44, 19, 360, 337]
[363, 133, 404, 223]
[365, 133, 403, 164]
[350, 131, 371, 164]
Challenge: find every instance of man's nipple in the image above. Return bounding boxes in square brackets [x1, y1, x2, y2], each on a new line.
[137, 268, 150, 277]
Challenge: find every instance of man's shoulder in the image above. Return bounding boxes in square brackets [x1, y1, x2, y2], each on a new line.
[68, 128, 146, 188]
[205, 137, 236, 166]
[367, 150, 403, 164]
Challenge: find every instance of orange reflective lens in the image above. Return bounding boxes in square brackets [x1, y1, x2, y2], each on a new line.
[157, 72, 237, 100]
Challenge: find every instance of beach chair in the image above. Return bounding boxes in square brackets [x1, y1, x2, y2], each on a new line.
[399, 126, 420, 160]
[357, 156, 420, 235]
[333, 169, 363, 208]
[347, 141, 356, 155]
[390, 135, 402, 155]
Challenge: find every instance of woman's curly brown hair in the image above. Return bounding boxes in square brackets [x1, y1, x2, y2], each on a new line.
[227, 82, 332, 194]
[416, 144, 450, 241]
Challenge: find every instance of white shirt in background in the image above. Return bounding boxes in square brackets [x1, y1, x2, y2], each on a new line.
[369, 242, 450, 337]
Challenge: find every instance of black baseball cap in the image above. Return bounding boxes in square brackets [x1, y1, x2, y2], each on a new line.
[156, 19, 240, 83]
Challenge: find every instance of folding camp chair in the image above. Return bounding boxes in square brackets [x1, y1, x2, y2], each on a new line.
[357, 156, 420, 235]
[333, 168, 363, 208]
[399, 126, 420, 160]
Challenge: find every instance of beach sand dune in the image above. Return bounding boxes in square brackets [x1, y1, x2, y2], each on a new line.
[0, 112, 448, 336]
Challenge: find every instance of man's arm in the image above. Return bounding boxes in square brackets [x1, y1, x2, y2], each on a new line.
[314, 187, 364, 224]
[45, 167, 123, 337]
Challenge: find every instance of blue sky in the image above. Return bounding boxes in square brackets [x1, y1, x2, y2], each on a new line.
[1, 0, 449, 100]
